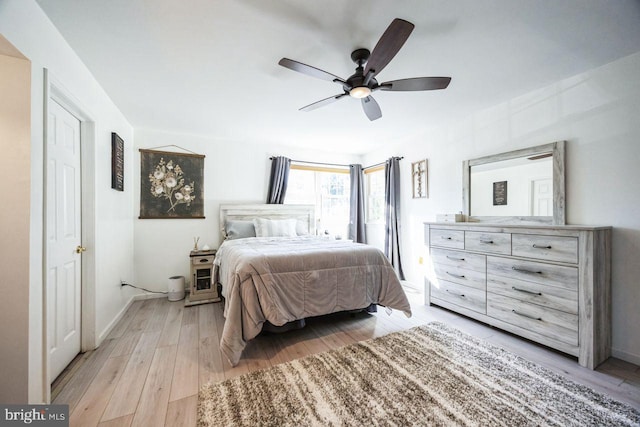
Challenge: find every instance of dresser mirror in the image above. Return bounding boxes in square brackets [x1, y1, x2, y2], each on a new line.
[462, 141, 565, 225]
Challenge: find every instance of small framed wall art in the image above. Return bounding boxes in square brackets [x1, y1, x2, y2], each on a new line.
[411, 159, 428, 198]
[493, 180, 507, 205]
[139, 149, 205, 219]
[111, 132, 124, 191]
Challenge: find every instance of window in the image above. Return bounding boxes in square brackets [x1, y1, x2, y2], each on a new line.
[366, 166, 385, 223]
[285, 165, 350, 238]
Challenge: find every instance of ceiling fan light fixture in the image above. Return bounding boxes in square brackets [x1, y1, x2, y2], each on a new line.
[349, 86, 371, 99]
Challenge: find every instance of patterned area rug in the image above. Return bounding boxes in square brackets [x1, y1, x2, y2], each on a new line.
[198, 322, 639, 426]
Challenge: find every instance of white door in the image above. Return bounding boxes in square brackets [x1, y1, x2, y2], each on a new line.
[47, 100, 82, 382]
[531, 178, 553, 216]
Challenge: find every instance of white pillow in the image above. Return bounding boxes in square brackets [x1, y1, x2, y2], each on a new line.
[295, 220, 310, 236]
[253, 218, 298, 237]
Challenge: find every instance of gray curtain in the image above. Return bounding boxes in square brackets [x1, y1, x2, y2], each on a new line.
[384, 157, 405, 279]
[266, 156, 291, 204]
[348, 164, 366, 243]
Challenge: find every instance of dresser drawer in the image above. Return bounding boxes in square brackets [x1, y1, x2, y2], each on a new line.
[487, 276, 578, 315]
[465, 231, 511, 255]
[431, 280, 486, 314]
[433, 263, 486, 290]
[487, 293, 578, 346]
[487, 256, 577, 291]
[430, 229, 464, 249]
[512, 234, 578, 264]
[431, 248, 486, 272]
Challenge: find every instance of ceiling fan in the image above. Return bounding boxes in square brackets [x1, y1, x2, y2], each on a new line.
[278, 18, 451, 121]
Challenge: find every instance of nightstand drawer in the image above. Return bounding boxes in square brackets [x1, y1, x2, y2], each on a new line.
[465, 231, 511, 255]
[192, 256, 215, 265]
[512, 234, 578, 264]
[430, 229, 464, 249]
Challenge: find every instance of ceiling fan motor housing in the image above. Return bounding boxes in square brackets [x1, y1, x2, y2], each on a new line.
[347, 49, 377, 91]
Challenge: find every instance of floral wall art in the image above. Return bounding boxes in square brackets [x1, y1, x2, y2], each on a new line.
[139, 149, 205, 218]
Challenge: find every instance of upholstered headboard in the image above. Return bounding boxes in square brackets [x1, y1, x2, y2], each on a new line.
[219, 204, 316, 238]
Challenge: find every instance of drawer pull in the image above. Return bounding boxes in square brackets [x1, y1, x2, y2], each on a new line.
[511, 286, 542, 296]
[532, 244, 552, 249]
[441, 236, 453, 240]
[512, 266, 543, 275]
[446, 271, 465, 279]
[199, 258, 210, 263]
[446, 289, 465, 298]
[480, 239, 494, 244]
[446, 255, 465, 261]
[512, 309, 542, 321]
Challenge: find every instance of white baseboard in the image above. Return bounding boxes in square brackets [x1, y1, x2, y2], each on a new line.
[97, 292, 167, 345]
[612, 346, 640, 366]
[133, 292, 167, 301]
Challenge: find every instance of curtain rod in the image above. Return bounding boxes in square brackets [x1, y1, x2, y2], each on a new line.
[275, 158, 350, 168]
[269, 156, 403, 170]
[363, 156, 404, 170]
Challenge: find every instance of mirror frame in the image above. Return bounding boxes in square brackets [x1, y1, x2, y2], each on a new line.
[462, 141, 565, 225]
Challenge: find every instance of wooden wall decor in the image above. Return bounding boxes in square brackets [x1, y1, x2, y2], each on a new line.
[139, 149, 205, 219]
[412, 159, 428, 198]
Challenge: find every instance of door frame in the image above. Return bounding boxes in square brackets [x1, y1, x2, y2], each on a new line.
[42, 69, 97, 402]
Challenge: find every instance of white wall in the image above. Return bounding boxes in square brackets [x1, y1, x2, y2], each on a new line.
[0, 0, 135, 402]
[363, 51, 640, 364]
[133, 129, 361, 292]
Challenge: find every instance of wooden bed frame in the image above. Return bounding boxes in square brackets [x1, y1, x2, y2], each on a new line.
[219, 203, 316, 240]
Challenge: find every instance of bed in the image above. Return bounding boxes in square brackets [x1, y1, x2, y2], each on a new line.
[215, 204, 412, 366]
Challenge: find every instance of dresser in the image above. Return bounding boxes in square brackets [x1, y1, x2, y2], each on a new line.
[424, 222, 611, 369]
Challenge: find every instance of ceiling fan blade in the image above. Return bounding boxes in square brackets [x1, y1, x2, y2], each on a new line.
[379, 77, 451, 91]
[364, 18, 414, 78]
[361, 96, 382, 121]
[279, 58, 346, 84]
[300, 93, 348, 112]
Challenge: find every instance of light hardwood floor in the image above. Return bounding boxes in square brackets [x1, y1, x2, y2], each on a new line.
[54, 289, 640, 426]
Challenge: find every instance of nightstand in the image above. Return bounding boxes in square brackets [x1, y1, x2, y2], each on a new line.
[185, 250, 221, 306]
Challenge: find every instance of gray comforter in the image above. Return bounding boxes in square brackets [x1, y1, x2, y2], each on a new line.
[215, 237, 412, 366]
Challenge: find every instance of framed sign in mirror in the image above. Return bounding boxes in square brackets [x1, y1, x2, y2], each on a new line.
[492, 181, 507, 205]
[111, 132, 124, 191]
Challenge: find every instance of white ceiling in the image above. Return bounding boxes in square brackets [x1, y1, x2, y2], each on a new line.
[36, 0, 640, 155]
